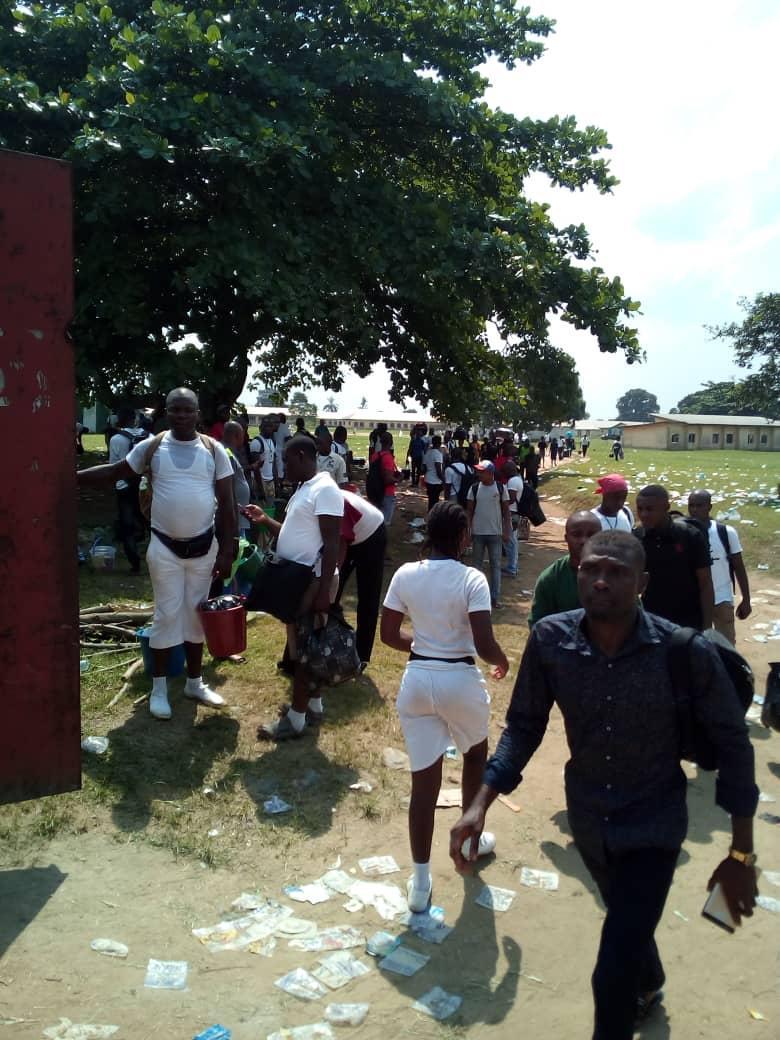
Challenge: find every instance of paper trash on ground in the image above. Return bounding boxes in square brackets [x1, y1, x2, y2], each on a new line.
[312, 951, 371, 990]
[231, 891, 266, 911]
[358, 856, 400, 876]
[519, 867, 559, 891]
[349, 780, 373, 793]
[143, 959, 188, 990]
[756, 894, 780, 914]
[366, 931, 400, 957]
[412, 986, 463, 1021]
[435, 788, 461, 808]
[267, 1025, 334, 1040]
[347, 880, 408, 921]
[381, 747, 410, 771]
[264, 795, 292, 815]
[324, 1003, 369, 1027]
[43, 1022, 118, 1040]
[193, 901, 294, 952]
[475, 885, 516, 912]
[275, 918, 318, 939]
[274, 967, 329, 1001]
[319, 869, 356, 895]
[289, 927, 365, 952]
[378, 946, 430, 977]
[284, 882, 332, 905]
[90, 938, 128, 958]
[761, 870, 780, 887]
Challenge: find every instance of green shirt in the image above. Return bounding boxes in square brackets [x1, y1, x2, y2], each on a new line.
[528, 554, 580, 627]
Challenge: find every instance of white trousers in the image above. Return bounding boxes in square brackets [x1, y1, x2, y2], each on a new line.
[146, 535, 218, 649]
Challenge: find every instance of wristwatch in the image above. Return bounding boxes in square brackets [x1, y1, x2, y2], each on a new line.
[728, 848, 757, 867]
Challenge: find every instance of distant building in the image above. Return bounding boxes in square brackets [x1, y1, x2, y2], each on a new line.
[244, 405, 443, 435]
[622, 414, 780, 451]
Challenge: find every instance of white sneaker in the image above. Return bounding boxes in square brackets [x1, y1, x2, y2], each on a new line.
[149, 690, 172, 720]
[406, 874, 432, 914]
[461, 830, 496, 860]
[184, 682, 225, 707]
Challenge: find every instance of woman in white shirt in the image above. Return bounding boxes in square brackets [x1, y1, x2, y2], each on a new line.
[421, 434, 444, 511]
[380, 500, 509, 912]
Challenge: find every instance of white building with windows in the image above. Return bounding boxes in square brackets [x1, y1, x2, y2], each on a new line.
[622, 414, 780, 451]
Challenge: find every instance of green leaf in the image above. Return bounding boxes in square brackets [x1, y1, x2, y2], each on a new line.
[74, 3, 88, 19]
[125, 53, 142, 71]
[58, 88, 70, 104]
[125, 91, 135, 104]
[98, 5, 113, 23]
[121, 25, 135, 43]
[205, 24, 221, 43]
[193, 92, 209, 104]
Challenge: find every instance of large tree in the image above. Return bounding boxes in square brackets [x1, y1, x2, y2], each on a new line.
[615, 388, 658, 422]
[708, 294, 780, 419]
[0, 1, 640, 419]
[675, 379, 758, 416]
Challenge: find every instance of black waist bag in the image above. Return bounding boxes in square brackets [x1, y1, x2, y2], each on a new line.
[244, 553, 313, 622]
[152, 527, 214, 559]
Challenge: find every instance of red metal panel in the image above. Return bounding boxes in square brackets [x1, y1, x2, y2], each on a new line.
[0, 148, 80, 803]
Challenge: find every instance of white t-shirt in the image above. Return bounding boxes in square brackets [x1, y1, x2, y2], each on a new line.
[126, 432, 232, 539]
[250, 436, 276, 481]
[109, 427, 148, 490]
[468, 480, 507, 536]
[422, 447, 443, 485]
[506, 474, 524, 514]
[590, 505, 634, 532]
[341, 489, 384, 545]
[333, 440, 349, 457]
[276, 471, 344, 570]
[444, 462, 471, 499]
[317, 451, 348, 485]
[707, 520, 741, 605]
[383, 558, 491, 658]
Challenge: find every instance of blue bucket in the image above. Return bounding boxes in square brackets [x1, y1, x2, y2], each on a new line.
[136, 627, 186, 677]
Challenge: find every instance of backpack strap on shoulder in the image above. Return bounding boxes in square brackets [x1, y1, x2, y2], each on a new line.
[143, 431, 166, 468]
[198, 432, 217, 457]
[668, 626, 699, 760]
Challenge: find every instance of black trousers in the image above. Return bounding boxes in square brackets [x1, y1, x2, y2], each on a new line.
[426, 482, 442, 511]
[116, 485, 145, 570]
[578, 844, 679, 1040]
[410, 456, 423, 486]
[336, 523, 387, 663]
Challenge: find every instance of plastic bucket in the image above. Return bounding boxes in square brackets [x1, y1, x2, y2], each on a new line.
[90, 545, 117, 571]
[198, 601, 247, 658]
[136, 627, 186, 677]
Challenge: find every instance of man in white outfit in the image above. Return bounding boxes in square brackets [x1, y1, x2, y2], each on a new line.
[78, 388, 237, 720]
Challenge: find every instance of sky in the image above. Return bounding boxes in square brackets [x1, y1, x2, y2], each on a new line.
[243, 0, 780, 420]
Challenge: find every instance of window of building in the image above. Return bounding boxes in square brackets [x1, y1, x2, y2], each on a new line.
[687, 432, 696, 443]
[760, 434, 768, 445]
[671, 433, 680, 443]
[747, 434, 754, 445]
[725, 433, 734, 444]
[712, 433, 719, 444]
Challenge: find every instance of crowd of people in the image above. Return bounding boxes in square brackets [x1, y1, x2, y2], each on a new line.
[76, 392, 761, 1040]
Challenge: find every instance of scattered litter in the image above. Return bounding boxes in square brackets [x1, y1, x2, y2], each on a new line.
[366, 931, 400, 957]
[382, 747, 410, 771]
[312, 951, 371, 990]
[193, 1027, 232, 1040]
[435, 788, 461, 808]
[90, 938, 128, 958]
[406, 532, 425, 544]
[358, 856, 400, 876]
[43, 1021, 118, 1040]
[324, 1003, 369, 1027]
[408, 518, 426, 528]
[319, 870, 356, 895]
[672, 910, 689, 922]
[267, 1025, 334, 1040]
[284, 882, 332, 905]
[342, 898, 363, 913]
[144, 959, 188, 990]
[202, 786, 216, 797]
[761, 870, 780, 887]
[208, 828, 221, 838]
[349, 780, 373, 793]
[231, 891, 266, 912]
[519, 867, 559, 891]
[275, 918, 318, 939]
[758, 791, 776, 803]
[274, 967, 328, 1001]
[759, 813, 780, 825]
[265, 795, 292, 815]
[444, 745, 458, 759]
[192, 901, 293, 952]
[379, 945, 430, 977]
[407, 910, 452, 945]
[748, 1009, 767, 1021]
[757, 564, 770, 571]
[497, 794, 522, 813]
[475, 885, 516, 912]
[752, 636, 768, 644]
[412, 986, 462, 1021]
[348, 880, 407, 921]
[752, 623, 770, 631]
[756, 895, 780, 914]
[521, 589, 533, 596]
[81, 736, 109, 755]
[289, 927, 365, 953]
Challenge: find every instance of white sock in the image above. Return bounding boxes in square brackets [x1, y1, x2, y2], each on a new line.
[308, 696, 323, 713]
[152, 676, 167, 696]
[287, 708, 307, 733]
[413, 861, 431, 889]
[185, 675, 202, 691]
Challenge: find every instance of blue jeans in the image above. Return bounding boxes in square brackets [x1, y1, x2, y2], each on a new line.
[381, 495, 396, 527]
[503, 524, 518, 575]
[471, 533, 502, 603]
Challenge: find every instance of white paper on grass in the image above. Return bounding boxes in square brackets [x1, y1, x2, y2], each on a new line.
[412, 986, 463, 1021]
[319, 869, 356, 895]
[264, 795, 292, 814]
[324, 1003, 369, 1027]
[231, 891, 266, 911]
[143, 959, 188, 990]
[312, 951, 371, 990]
[358, 855, 400, 876]
[756, 894, 780, 914]
[267, 1025, 334, 1040]
[366, 931, 400, 957]
[378, 946, 430, 976]
[43, 1021, 119, 1040]
[761, 870, 780, 887]
[289, 926, 365, 952]
[192, 902, 294, 952]
[519, 867, 559, 891]
[348, 880, 408, 920]
[274, 967, 329, 1001]
[284, 882, 332, 905]
[475, 885, 516, 912]
[275, 918, 318, 939]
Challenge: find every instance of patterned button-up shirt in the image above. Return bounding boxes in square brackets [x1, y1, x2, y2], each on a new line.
[484, 609, 758, 862]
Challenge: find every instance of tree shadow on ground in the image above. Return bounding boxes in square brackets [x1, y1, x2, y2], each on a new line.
[379, 865, 521, 1027]
[0, 864, 67, 957]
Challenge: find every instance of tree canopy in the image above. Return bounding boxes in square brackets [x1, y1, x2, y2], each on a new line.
[675, 379, 758, 416]
[615, 388, 658, 422]
[708, 294, 780, 419]
[0, 0, 640, 419]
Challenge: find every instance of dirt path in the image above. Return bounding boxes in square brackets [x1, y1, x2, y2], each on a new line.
[2, 499, 780, 1039]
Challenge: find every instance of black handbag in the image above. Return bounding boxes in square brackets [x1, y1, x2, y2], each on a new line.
[244, 553, 313, 622]
[296, 610, 361, 684]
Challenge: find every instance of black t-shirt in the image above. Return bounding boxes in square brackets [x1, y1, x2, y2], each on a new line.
[634, 520, 711, 629]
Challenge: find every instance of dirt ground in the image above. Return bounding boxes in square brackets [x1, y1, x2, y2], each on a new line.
[2, 498, 780, 1039]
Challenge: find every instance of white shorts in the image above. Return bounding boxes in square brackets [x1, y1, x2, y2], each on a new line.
[397, 660, 490, 772]
[146, 535, 218, 648]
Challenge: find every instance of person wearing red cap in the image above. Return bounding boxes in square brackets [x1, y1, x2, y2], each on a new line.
[591, 474, 634, 532]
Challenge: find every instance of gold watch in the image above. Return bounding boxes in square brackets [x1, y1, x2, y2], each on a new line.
[728, 848, 757, 867]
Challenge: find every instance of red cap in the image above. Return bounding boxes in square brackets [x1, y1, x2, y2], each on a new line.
[595, 473, 628, 494]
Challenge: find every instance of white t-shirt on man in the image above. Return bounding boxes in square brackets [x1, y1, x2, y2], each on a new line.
[277, 471, 344, 571]
[468, 480, 508, 537]
[250, 435, 276, 481]
[444, 461, 473, 499]
[422, 447, 443, 485]
[591, 505, 634, 532]
[506, 474, 524, 514]
[126, 432, 232, 539]
[383, 558, 491, 658]
[707, 520, 741, 605]
[317, 451, 348, 485]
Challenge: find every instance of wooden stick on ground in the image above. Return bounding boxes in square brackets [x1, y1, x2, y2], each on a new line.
[107, 658, 145, 709]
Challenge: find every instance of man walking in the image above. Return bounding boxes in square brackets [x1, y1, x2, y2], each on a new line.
[634, 484, 713, 630]
[78, 388, 237, 719]
[250, 417, 277, 505]
[451, 530, 758, 1040]
[335, 488, 387, 668]
[529, 510, 601, 625]
[108, 405, 149, 573]
[688, 489, 752, 644]
[591, 474, 634, 532]
[466, 461, 511, 608]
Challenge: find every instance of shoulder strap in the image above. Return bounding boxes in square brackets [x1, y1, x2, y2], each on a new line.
[668, 626, 699, 758]
[715, 521, 731, 558]
[143, 431, 166, 468]
[198, 432, 217, 457]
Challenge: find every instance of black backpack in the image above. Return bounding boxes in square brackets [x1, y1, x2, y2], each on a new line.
[365, 455, 386, 507]
[517, 482, 546, 526]
[453, 463, 478, 508]
[668, 627, 754, 770]
[115, 428, 150, 486]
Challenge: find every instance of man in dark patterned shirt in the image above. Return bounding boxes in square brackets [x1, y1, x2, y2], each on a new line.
[450, 530, 758, 1040]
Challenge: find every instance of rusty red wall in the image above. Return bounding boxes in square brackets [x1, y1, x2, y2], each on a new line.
[0, 148, 81, 803]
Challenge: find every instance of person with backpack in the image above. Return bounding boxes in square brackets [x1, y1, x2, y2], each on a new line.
[591, 473, 635, 533]
[78, 388, 237, 720]
[466, 461, 512, 608]
[367, 431, 399, 526]
[687, 489, 752, 645]
[444, 448, 477, 506]
[108, 406, 150, 573]
[451, 530, 759, 1039]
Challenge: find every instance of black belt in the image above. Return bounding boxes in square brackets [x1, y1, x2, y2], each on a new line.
[409, 651, 475, 665]
[152, 527, 214, 559]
